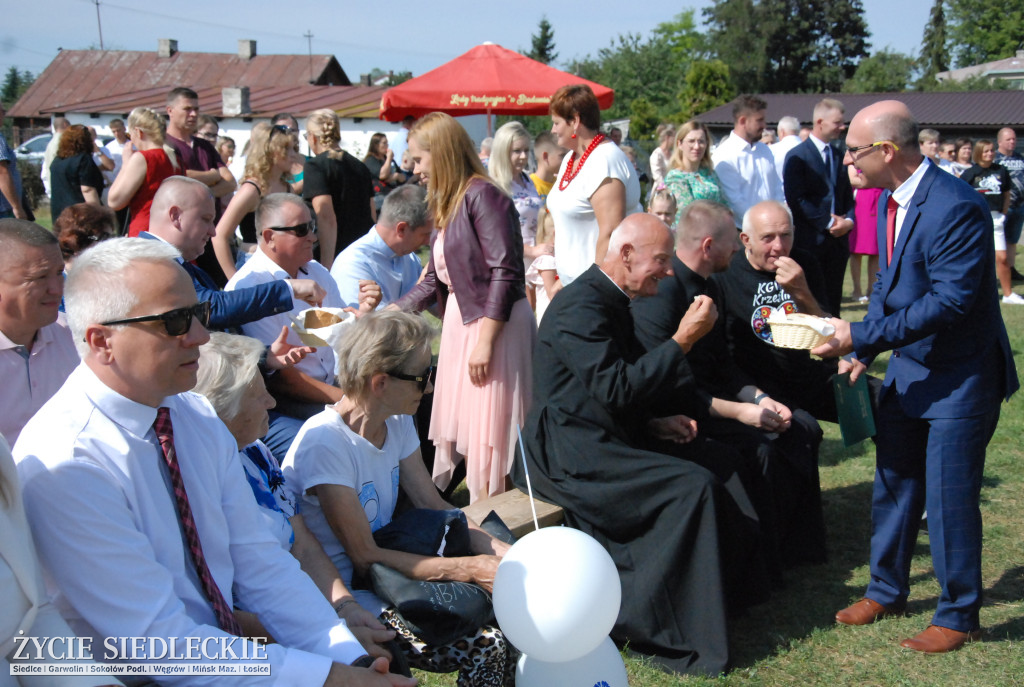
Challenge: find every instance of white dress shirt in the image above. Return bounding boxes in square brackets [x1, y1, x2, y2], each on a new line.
[770, 134, 802, 181]
[226, 248, 342, 384]
[0, 316, 79, 446]
[712, 131, 785, 227]
[890, 157, 932, 247]
[14, 365, 365, 685]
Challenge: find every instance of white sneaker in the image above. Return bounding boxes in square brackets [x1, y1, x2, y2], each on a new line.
[1002, 292, 1024, 304]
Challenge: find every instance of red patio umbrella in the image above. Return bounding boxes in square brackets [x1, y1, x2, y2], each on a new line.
[379, 43, 614, 127]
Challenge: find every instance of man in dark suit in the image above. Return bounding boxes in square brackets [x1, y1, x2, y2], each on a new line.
[512, 213, 767, 677]
[813, 100, 1019, 653]
[784, 98, 854, 315]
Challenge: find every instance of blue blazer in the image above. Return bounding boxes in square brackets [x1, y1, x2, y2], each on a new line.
[138, 232, 292, 331]
[851, 162, 1019, 418]
[783, 137, 853, 251]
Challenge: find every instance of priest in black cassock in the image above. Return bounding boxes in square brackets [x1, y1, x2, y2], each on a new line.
[511, 213, 766, 677]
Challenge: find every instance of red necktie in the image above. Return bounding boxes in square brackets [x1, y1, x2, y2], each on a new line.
[154, 407, 242, 635]
[886, 195, 898, 265]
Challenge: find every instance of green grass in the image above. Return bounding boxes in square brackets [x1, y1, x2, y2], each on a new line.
[416, 253, 1024, 686]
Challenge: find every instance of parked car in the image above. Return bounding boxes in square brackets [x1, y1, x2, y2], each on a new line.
[15, 133, 51, 165]
[16, 132, 115, 167]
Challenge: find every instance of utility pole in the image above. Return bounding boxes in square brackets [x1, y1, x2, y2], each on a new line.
[94, 0, 105, 50]
[304, 31, 314, 84]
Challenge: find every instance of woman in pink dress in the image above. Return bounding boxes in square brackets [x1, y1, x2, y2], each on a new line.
[395, 113, 534, 503]
[848, 166, 882, 303]
[107, 107, 180, 236]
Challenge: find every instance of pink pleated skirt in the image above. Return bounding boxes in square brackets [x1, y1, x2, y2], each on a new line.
[431, 238, 535, 502]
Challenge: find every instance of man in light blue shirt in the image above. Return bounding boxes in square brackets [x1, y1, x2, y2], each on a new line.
[330, 185, 432, 309]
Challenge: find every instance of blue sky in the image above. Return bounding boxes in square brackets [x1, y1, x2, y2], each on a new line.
[2, 0, 932, 85]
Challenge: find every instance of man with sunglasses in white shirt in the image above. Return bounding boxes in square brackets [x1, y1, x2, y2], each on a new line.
[14, 237, 413, 687]
[226, 193, 345, 462]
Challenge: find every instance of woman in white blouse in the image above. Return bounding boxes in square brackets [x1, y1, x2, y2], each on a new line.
[545, 85, 642, 284]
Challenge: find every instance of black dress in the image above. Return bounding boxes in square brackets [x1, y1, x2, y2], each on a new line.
[511, 265, 766, 677]
[303, 150, 375, 257]
[49, 153, 104, 221]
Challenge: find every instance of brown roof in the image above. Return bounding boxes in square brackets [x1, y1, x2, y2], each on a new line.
[697, 91, 1024, 132]
[9, 47, 352, 119]
[31, 84, 386, 120]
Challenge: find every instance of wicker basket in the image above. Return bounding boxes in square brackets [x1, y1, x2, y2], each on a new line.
[767, 312, 833, 350]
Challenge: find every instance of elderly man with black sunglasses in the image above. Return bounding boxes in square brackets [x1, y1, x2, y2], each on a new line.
[13, 237, 414, 687]
[226, 193, 347, 462]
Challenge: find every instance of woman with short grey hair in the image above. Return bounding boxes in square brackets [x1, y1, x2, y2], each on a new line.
[192, 332, 396, 661]
[283, 311, 518, 686]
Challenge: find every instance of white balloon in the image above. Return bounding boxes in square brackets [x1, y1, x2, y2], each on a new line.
[516, 636, 627, 687]
[493, 526, 621, 663]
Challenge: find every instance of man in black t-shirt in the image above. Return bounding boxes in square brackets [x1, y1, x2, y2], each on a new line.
[713, 200, 843, 421]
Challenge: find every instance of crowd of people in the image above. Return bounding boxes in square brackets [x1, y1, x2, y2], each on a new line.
[0, 83, 1019, 684]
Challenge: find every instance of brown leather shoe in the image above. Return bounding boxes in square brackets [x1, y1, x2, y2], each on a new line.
[899, 625, 982, 653]
[835, 598, 902, 625]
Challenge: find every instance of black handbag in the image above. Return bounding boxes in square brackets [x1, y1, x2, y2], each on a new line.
[369, 508, 496, 645]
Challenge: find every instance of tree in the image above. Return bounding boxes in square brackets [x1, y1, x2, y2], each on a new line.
[947, 0, 1024, 67]
[1, 67, 34, 107]
[701, 0, 764, 93]
[703, 0, 870, 93]
[917, 0, 950, 86]
[528, 16, 558, 65]
[842, 50, 917, 92]
[679, 60, 734, 119]
[569, 10, 703, 126]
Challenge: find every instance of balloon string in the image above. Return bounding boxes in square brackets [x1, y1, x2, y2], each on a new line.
[517, 425, 541, 531]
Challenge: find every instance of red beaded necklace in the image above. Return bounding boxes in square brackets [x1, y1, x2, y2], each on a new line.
[558, 133, 606, 191]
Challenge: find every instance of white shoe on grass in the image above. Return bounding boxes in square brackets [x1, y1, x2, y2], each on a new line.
[1002, 292, 1024, 304]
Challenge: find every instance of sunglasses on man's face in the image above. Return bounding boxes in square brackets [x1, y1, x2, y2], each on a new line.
[100, 301, 212, 337]
[388, 365, 436, 392]
[268, 221, 317, 237]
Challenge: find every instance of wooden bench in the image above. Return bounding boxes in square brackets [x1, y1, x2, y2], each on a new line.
[462, 488, 564, 538]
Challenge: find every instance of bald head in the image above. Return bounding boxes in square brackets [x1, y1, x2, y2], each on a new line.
[998, 127, 1017, 156]
[844, 100, 922, 191]
[601, 213, 674, 298]
[148, 176, 216, 261]
[850, 100, 918, 150]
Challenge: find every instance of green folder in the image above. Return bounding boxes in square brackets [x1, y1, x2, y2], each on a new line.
[832, 371, 876, 446]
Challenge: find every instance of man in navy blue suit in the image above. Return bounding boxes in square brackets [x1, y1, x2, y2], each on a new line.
[813, 101, 1019, 653]
[783, 98, 854, 316]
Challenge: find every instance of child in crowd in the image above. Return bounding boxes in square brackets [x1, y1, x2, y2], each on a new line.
[648, 189, 678, 232]
[529, 132, 567, 205]
[526, 199, 560, 324]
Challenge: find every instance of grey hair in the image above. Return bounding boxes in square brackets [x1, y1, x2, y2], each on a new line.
[0, 219, 58, 269]
[65, 238, 182, 356]
[489, 121, 531, 194]
[741, 201, 793, 237]
[379, 184, 430, 229]
[194, 332, 265, 422]
[333, 311, 435, 398]
[777, 116, 800, 136]
[256, 192, 308, 235]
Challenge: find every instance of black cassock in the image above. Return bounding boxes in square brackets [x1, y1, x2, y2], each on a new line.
[512, 265, 762, 677]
